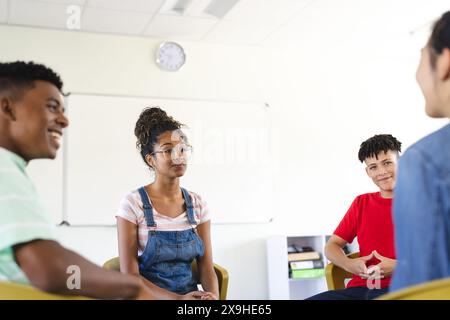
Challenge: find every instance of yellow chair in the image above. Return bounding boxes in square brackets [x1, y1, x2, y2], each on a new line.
[325, 252, 359, 290]
[103, 257, 229, 300]
[0, 281, 90, 300]
[377, 277, 450, 300]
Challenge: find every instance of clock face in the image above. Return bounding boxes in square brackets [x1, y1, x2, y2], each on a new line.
[156, 42, 186, 71]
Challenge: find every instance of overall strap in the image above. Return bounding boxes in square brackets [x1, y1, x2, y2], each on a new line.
[138, 187, 157, 228]
[181, 188, 197, 227]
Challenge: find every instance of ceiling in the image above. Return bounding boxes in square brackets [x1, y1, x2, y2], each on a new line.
[0, 0, 449, 47]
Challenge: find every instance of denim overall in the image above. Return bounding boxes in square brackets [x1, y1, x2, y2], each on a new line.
[137, 187, 205, 294]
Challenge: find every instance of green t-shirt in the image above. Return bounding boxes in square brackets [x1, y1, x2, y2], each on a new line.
[0, 147, 58, 284]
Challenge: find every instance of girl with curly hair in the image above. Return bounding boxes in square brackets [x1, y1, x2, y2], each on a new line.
[116, 107, 218, 300]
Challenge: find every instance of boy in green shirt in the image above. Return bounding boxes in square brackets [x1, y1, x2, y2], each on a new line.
[0, 61, 210, 300]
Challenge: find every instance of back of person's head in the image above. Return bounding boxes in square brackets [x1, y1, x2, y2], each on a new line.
[0, 61, 63, 100]
[428, 11, 450, 68]
[358, 134, 402, 163]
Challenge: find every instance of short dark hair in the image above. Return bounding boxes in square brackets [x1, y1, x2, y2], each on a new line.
[358, 134, 402, 163]
[0, 61, 63, 99]
[135, 107, 186, 166]
[428, 11, 450, 67]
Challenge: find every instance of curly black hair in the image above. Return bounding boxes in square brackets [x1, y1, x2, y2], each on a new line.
[135, 107, 186, 166]
[428, 11, 450, 68]
[0, 61, 63, 99]
[358, 134, 402, 163]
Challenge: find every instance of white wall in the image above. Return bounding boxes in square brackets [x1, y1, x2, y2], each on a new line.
[1, 25, 447, 299]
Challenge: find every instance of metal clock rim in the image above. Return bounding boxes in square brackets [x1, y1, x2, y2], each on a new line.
[156, 41, 186, 72]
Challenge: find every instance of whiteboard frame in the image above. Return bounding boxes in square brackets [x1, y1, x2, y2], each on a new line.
[59, 92, 275, 226]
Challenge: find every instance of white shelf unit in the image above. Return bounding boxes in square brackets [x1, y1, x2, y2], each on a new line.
[267, 235, 329, 300]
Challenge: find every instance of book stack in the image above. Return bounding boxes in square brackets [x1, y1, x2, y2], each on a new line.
[288, 246, 324, 279]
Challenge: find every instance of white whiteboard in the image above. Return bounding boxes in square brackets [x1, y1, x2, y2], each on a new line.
[64, 94, 274, 225]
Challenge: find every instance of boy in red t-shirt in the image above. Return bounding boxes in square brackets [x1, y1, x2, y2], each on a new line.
[307, 134, 401, 300]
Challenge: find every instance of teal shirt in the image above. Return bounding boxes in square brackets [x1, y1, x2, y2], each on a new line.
[0, 147, 58, 284]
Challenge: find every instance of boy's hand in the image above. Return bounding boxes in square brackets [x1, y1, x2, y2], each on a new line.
[135, 283, 157, 300]
[359, 265, 384, 279]
[179, 291, 214, 300]
[199, 292, 218, 300]
[359, 250, 396, 279]
[373, 250, 396, 277]
[343, 252, 373, 275]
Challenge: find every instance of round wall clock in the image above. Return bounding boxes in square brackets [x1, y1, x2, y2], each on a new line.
[156, 41, 186, 71]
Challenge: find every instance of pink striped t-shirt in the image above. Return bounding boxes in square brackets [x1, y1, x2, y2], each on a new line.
[115, 189, 210, 255]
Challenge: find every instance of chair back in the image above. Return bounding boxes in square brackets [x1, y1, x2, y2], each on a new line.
[0, 281, 90, 300]
[325, 252, 359, 290]
[378, 277, 450, 300]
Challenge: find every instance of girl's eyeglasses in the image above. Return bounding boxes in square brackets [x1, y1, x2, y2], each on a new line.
[151, 144, 193, 160]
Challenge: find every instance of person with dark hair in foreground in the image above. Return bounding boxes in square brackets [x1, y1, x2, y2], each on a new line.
[307, 134, 401, 300]
[391, 11, 450, 292]
[0, 61, 208, 300]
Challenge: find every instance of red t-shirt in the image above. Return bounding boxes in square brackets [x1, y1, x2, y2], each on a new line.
[334, 192, 395, 289]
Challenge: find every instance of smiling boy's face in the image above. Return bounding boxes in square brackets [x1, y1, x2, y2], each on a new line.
[364, 150, 398, 194]
[6, 80, 69, 161]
